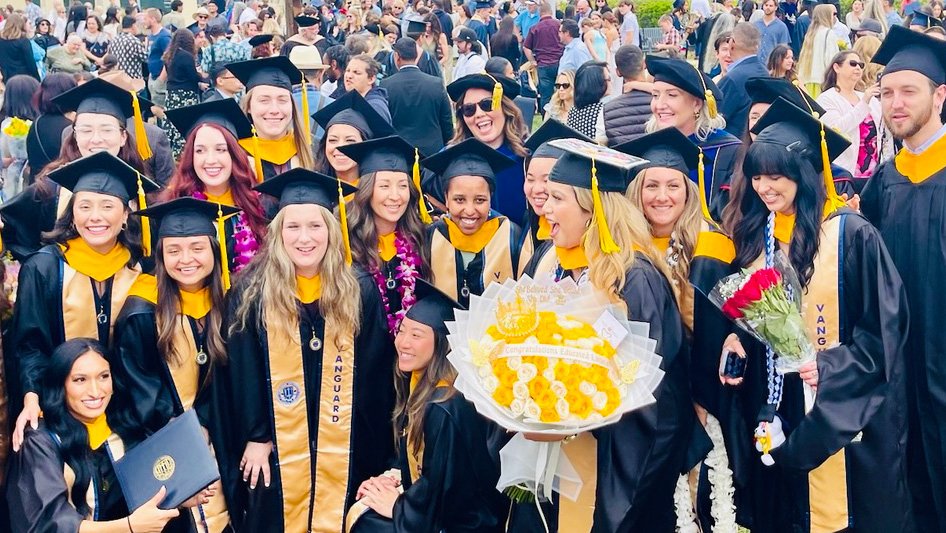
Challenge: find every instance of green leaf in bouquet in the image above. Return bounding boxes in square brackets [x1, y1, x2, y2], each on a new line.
[504, 484, 537, 504]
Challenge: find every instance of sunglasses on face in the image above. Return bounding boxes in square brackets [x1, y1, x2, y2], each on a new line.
[554, 82, 570, 89]
[847, 59, 865, 68]
[459, 97, 494, 117]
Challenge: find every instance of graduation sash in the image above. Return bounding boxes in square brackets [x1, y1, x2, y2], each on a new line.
[431, 218, 515, 300]
[61, 433, 126, 520]
[265, 307, 354, 533]
[61, 262, 140, 343]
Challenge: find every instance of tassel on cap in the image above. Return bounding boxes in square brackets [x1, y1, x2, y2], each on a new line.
[216, 203, 231, 291]
[300, 74, 311, 141]
[130, 91, 153, 161]
[820, 127, 846, 215]
[792, 80, 820, 118]
[136, 171, 151, 257]
[690, 63, 718, 119]
[483, 71, 503, 111]
[697, 148, 714, 222]
[251, 125, 265, 183]
[413, 148, 433, 224]
[590, 159, 620, 254]
[338, 181, 353, 265]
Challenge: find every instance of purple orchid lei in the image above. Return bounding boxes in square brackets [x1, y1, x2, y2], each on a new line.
[192, 189, 260, 273]
[372, 231, 421, 337]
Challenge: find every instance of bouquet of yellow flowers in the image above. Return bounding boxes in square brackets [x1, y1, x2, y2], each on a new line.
[2, 117, 32, 160]
[447, 276, 664, 506]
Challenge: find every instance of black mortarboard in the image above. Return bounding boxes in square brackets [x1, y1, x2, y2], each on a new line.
[254, 168, 358, 209]
[750, 97, 851, 169]
[421, 139, 516, 190]
[227, 56, 303, 92]
[313, 90, 395, 139]
[53, 77, 155, 122]
[248, 34, 274, 47]
[614, 127, 699, 177]
[405, 279, 465, 335]
[525, 119, 593, 159]
[295, 15, 319, 27]
[745, 76, 825, 117]
[135, 197, 241, 238]
[164, 98, 253, 140]
[909, 10, 943, 28]
[474, 0, 494, 8]
[873, 25, 946, 85]
[46, 151, 159, 202]
[646, 55, 723, 116]
[406, 18, 427, 36]
[446, 72, 521, 102]
[336, 136, 418, 175]
[547, 139, 642, 193]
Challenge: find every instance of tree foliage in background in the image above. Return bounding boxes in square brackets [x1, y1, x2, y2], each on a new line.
[636, 0, 675, 27]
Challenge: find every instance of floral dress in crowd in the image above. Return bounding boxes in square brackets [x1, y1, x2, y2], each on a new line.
[855, 115, 878, 180]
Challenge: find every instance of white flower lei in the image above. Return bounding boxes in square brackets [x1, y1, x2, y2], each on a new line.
[672, 413, 737, 532]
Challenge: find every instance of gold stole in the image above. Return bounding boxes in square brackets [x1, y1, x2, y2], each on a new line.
[265, 307, 355, 533]
[62, 264, 140, 342]
[430, 220, 515, 300]
[62, 433, 126, 519]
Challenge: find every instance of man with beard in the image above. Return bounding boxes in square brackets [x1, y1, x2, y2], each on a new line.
[321, 44, 350, 98]
[861, 26, 946, 533]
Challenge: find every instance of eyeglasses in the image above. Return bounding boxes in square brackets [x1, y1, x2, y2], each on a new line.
[198, 15, 208, 19]
[554, 83, 571, 89]
[847, 59, 865, 68]
[459, 97, 494, 117]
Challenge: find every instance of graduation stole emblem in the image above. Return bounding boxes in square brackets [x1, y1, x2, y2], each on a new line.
[431, 218, 515, 301]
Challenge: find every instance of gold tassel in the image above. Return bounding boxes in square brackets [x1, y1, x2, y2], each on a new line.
[300, 74, 311, 141]
[413, 148, 432, 224]
[216, 203, 231, 291]
[697, 148, 714, 222]
[483, 71, 503, 110]
[136, 171, 151, 257]
[820, 126, 845, 215]
[705, 89, 718, 119]
[590, 159, 620, 254]
[130, 91, 153, 161]
[338, 181, 352, 265]
[251, 125, 265, 183]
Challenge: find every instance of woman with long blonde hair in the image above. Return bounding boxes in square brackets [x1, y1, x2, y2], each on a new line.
[796, 4, 841, 97]
[513, 141, 692, 532]
[852, 35, 882, 90]
[224, 169, 397, 532]
[545, 70, 575, 123]
[862, 0, 889, 34]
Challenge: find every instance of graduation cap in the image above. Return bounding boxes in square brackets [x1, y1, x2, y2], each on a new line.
[404, 279, 465, 335]
[614, 127, 699, 177]
[744, 76, 825, 117]
[255, 168, 359, 262]
[406, 18, 427, 37]
[646, 55, 722, 119]
[227, 56, 303, 92]
[248, 34, 274, 47]
[474, 0, 494, 8]
[313, 90, 395, 139]
[750, 97, 852, 213]
[163, 98, 253, 140]
[873, 25, 946, 85]
[909, 9, 942, 28]
[135, 198, 242, 289]
[524, 118, 593, 159]
[53, 77, 155, 161]
[446, 72, 521, 105]
[295, 15, 319, 27]
[421, 138, 516, 191]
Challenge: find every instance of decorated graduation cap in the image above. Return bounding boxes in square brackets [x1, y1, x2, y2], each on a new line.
[294, 14, 319, 27]
[254, 168, 358, 263]
[53, 77, 155, 161]
[909, 9, 943, 28]
[404, 279, 465, 335]
[313, 90, 396, 139]
[646, 55, 723, 119]
[750, 97, 852, 213]
[135, 197, 241, 289]
[421, 138, 516, 191]
[337, 136, 432, 223]
[524, 118, 594, 160]
[164, 98, 253, 140]
[248, 34, 275, 47]
[446, 72, 521, 106]
[548, 139, 649, 254]
[873, 25, 946, 85]
[745, 76, 826, 117]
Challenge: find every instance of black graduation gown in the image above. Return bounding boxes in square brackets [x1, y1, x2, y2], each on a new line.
[353, 389, 507, 533]
[0, 183, 59, 262]
[222, 270, 397, 532]
[511, 252, 693, 533]
[861, 158, 946, 532]
[731, 212, 913, 533]
[691, 129, 741, 222]
[111, 297, 239, 524]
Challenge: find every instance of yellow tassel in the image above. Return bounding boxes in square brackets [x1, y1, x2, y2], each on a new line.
[697, 148, 714, 222]
[413, 148, 432, 224]
[705, 89, 718, 120]
[300, 74, 311, 141]
[590, 159, 620, 254]
[338, 181, 352, 265]
[136, 171, 151, 257]
[130, 91, 153, 161]
[251, 125, 265, 183]
[216, 203, 231, 291]
[491, 81, 502, 111]
[820, 127, 845, 215]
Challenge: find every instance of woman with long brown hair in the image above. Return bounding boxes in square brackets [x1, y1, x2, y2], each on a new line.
[313, 90, 395, 185]
[160, 29, 205, 158]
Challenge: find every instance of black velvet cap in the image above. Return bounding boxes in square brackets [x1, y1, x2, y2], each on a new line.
[909, 10, 943, 28]
[614, 127, 699, 177]
[53, 78, 155, 121]
[135, 197, 241, 238]
[524, 119, 593, 159]
[248, 34, 274, 47]
[404, 279, 465, 335]
[547, 138, 644, 193]
[421, 138, 516, 190]
[336, 136, 418, 175]
[254, 168, 358, 209]
[750, 97, 851, 168]
[227, 56, 303, 92]
[164, 99, 253, 140]
[294, 15, 319, 27]
[313, 90, 395, 139]
[646, 55, 723, 103]
[446, 73, 521, 102]
[406, 18, 427, 36]
[745, 76, 826, 117]
[46, 151, 160, 202]
[874, 25, 946, 85]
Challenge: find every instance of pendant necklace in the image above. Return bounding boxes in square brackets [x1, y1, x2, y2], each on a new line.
[385, 263, 397, 291]
[96, 304, 107, 325]
[460, 279, 470, 298]
[309, 326, 322, 351]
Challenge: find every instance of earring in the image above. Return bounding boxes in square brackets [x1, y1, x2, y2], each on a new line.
[694, 110, 701, 119]
[121, 222, 128, 231]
